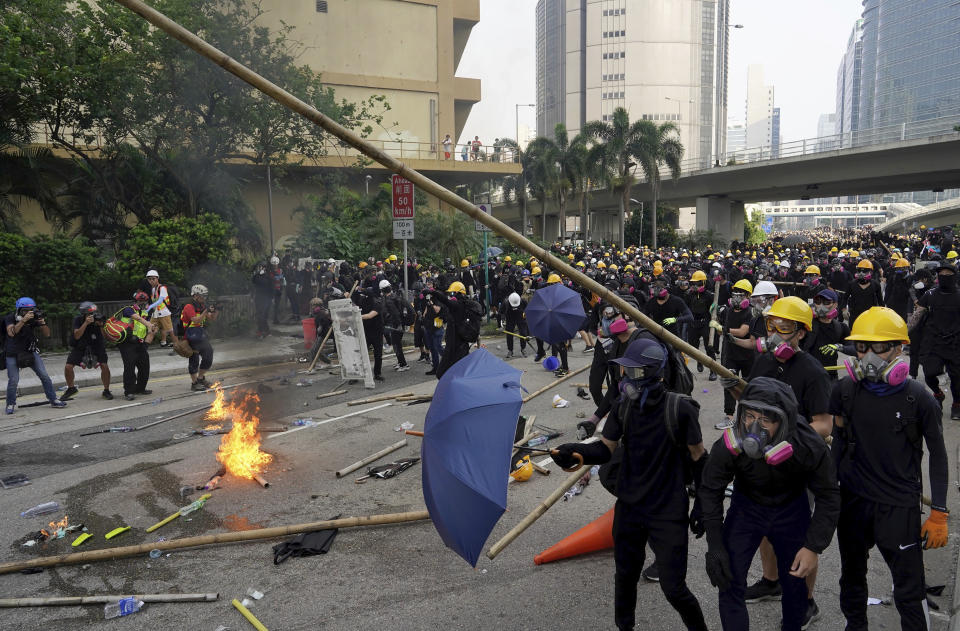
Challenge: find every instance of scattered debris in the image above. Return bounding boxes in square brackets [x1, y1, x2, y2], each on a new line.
[1, 474, 30, 489]
[355, 457, 420, 483]
[103, 597, 143, 619]
[20, 502, 59, 518]
[551, 394, 570, 408]
[393, 422, 414, 432]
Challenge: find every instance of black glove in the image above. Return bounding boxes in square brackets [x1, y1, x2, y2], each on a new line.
[705, 526, 732, 591]
[689, 498, 705, 539]
[576, 415, 599, 439]
[550, 441, 611, 469]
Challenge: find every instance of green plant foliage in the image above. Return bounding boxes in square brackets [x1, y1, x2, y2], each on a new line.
[744, 209, 768, 244]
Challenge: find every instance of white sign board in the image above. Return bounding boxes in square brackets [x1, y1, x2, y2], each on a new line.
[393, 219, 415, 240]
[328, 298, 375, 389]
[475, 203, 492, 232]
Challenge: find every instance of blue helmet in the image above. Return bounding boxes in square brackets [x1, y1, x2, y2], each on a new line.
[16, 297, 36, 309]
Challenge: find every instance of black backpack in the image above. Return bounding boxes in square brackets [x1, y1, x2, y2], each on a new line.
[626, 329, 694, 395]
[400, 299, 416, 327]
[458, 298, 484, 343]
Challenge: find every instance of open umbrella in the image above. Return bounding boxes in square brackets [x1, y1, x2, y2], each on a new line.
[525, 283, 586, 344]
[484, 246, 504, 259]
[421, 348, 524, 566]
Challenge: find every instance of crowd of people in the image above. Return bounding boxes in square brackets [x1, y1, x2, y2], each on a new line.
[3, 270, 218, 413]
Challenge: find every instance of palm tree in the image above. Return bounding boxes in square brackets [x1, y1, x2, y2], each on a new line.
[494, 138, 532, 236]
[631, 121, 684, 249]
[0, 146, 71, 232]
[583, 108, 648, 248]
[572, 141, 606, 244]
[524, 139, 560, 241]
[525, 124, 585, 243]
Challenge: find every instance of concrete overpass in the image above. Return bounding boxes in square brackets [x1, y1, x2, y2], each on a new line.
[491, 129, 960, 244]
[876, 198, 960, 233]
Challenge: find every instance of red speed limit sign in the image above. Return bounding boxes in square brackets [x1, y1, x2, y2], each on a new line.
[391, 174, 415, 218]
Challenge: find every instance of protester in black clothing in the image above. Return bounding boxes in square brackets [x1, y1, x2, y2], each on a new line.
[717, 279, 755, 429]
[827, 256, 853, 321]
[422, 290, 446, 375]
[251, 262, 274, 338]
[831, 306, 948, 631]
[61, 301, 112, 401]
[847, 260, 883, 323]
[699, 378, 840, 631]
[552, 338, 709, 631]
[501, 292, 529, 358]
[912, 262, 960, 419]
[379, 280, 409, 372]
[642, 278, 693, 338]
[683, 271, 716, 377]
[906, 269, 933, 378]
[802, 289, 850, 379]
[353, 288, 384, 382]
[884, 257, 913, 319]
[428, 281, 472, 379]
[117, 291, 157, 400]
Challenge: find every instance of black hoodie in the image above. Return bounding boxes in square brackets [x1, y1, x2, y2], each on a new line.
[699, 377, 840, 553]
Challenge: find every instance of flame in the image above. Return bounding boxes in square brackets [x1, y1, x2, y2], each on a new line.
[40, 515, 69, 540]
[214, 390, 273, 480]
[203, 423, 223, 432]
[204, 383, 228, 422]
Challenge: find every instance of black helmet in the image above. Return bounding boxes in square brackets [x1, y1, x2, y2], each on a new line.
[78, 301, 97, 314]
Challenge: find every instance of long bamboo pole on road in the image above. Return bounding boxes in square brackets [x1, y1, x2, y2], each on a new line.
[109, 0, 746, 390]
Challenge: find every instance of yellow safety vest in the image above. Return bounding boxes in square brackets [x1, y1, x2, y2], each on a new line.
[121, 307, 149, 340]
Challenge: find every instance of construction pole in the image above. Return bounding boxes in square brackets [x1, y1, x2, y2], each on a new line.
[109, 0, 745, 389]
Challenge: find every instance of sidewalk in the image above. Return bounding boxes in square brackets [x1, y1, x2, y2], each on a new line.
[12, 323, 308, 397]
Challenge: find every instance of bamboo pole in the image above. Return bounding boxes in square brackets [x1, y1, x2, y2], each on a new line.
[135, 404, 210, 431]
[315, 389, 347, 400]
[233, 598, 269, 631]
[0, 511, 429, 576]
[348, 392, 414, 406]
[109, 0, 746, 389]
[487, 467, 588, 559]
[335, 439, 407, 478]
[522, 364, 590, 403]
[0, 593, 219, 608]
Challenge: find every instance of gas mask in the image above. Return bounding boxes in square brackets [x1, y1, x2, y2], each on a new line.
[729, 293, 750, 310]
[608, 317, 628, 335]
[751, 296, 775, 318]
[778, 268, 789, 278]
[855, 271, 872, 282]
[651, 284, 668, 300]
[813, 304, 838, 319]
[722, 402, 793, 465]
[689, 282, 706, 294]
[756, 332, 797, 361]
[803, 275, 820, 287]
[843, 351, 908, 386]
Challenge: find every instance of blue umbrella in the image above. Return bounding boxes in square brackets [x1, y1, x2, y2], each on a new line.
[525, 283, 586, 344]
[484, 246, 504, 259]
[421, 348, 524, 566]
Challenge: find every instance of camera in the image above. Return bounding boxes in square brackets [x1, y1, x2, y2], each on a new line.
[92, 313, 105, 324]
[206, 302, 221, 313]
[19, 308, 44, 324]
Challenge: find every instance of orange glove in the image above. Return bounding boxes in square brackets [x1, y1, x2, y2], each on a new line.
[921, 508, 949, 549]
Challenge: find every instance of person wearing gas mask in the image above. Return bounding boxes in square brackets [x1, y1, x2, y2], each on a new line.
[117, 291, 158, 400]
[4, 298, 65, 414]
[912, 262, 960, 419]
[722, 296, 832, 623]
[61, 302, 113, 401]
[699, 377, 840, 631]
[379, 280, 410, 373]
[831, 307, 948, 631]
[847, 260, 883, 323]
[683, 270, 716, 379]
[501, 292, 529, 359]
[306, 297, 332, 364]
[352, 287, 385, 382]
[906, 268, 932, 379]
[884, 257, 913, 320]
[715, 279, 756, 430]
[251, 261, 274, 338]
[746, 280, 780, 345]
[427, 281, 473, 379]
[642, 276, 693, 339]
[552, 338, 710, 631]
[802, 289, 850, 379]
[798, 265, 823, 303]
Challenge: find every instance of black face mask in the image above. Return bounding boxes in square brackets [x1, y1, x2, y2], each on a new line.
[939, 274, 956, 292]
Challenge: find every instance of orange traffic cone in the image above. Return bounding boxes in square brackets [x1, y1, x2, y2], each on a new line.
[534, 507, 614, 565]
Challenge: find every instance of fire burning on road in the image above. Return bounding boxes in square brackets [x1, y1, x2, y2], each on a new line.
[212, 388, 273, 487]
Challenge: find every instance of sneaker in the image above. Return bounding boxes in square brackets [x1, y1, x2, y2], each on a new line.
[124, 394, 136, 401]
[138, 389, 153, 395]
[5, 405, 15, 415]
[697, 362, 704, 373]
[374, 374, 385, 382]
[641, 562, 659, 582]
[505, 351, 514, 359]
[102, 389, 114, 400]
[714, 416, 735, 430]
[520, 349, 527, 358]
[554, 368, 568, 377]
[801, 599, 820, 630]
[744, 577, 782, 603]
[159, 340, 168, 347]
[709, 372, 718, 382]
[533, 354, 545, 363]
[191, 382, 206, 392]
[397, 365, 410, 372]
[60, 386, 79, 401]
[582, 346, 594, 354]
[197, 376, 208, 385]
[425, 369, 437, 376]
[50, 400, 67, 408]
[951, 406, 960, 421]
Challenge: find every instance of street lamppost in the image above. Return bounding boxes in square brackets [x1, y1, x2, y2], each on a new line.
[515, 103, 536, 157]
[630, 198, 645, 247]
[664, 96, 694, 136]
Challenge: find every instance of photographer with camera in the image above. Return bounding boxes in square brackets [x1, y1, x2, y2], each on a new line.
[4, 297, 66, 414]
[118, 291, 158, 400]
[61, 302, 113, 401]
[181, 284, 218, 391]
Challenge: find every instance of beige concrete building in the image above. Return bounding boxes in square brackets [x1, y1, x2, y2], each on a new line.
[255, 0, 482, 150]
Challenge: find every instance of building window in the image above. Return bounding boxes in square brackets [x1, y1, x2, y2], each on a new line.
[316, 0, 328, 12]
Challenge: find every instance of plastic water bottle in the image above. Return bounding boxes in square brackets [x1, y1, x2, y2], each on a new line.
[21, 502, 60, 518]
[104, 598, 143, 619]
[526, 436, 548, 447]
[152, 397, 163, 405]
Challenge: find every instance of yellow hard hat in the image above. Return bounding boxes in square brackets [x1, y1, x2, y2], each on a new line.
[804, 265, 821, 275]
[948, 251, 958, 260]
[623, 264, 634, 271]
[597, 262, 607, 269]
[890, 252, 901, 260]
[653, 267, 663, 276]
[387, 254, 398, 262]
[707, 254, 715, 261]
[847, 307, 909, 343]
[895, 258, 910, 268]
[920, 225, 926, 230]
[857, 259, 873, 270]
[358, 261, 368, 269]
[460, 259, 469, 268]
[653, 260, 663, 268]
[575, 261, 585, 268]
[547, 273, 562, 284]
[732, 279, 753, 293]
[767, 296, 813, 330]
[531, 266, 542, 275]
[504, 256, 512, 262]
[567, 253, 575, 260]
[510, 455, 533, 482]
[609, 264, 619, 271]
[446, 281, 466, 294]
[691, 270, 707, 282]
[830, 247, 838, 253]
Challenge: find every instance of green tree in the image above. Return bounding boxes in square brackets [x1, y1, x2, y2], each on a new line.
[744, 209, 767, 244]
[631, 121, 684, 249]
[0, 233, 103, 314]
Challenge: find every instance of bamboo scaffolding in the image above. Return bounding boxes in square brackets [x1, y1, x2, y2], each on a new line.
[109, 0, 746, 391]
[0, 511, 429, 575]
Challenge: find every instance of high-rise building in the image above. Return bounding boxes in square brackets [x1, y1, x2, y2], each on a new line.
[835, 19, 863, 139]
[535, 0, 730, 169]
[744, 65, 774, 152]
[815, 113, 836, 152]
[771, 107, 781, 158]
[858, 0, 960, 133]
[726, 116, 746, 157]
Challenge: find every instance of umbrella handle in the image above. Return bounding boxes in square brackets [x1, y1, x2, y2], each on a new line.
[553, 450, 583, 472]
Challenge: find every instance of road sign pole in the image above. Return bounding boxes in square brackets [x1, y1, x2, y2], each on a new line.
[403, 238, 409, 301]
[484, 231, 489, 319]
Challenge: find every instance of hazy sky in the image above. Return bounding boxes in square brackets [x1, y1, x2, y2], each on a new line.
[457, 0, 864, 145]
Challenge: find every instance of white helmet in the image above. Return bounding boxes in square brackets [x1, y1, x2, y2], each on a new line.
[779, 260, 791, 268]
[751, 280, 778, 297]
[145, 269, 159, 278]
[378, 279, 391, 290]
[191, 284, 208, 296]
[270, 256, 280, 265]
[508, 292, 521, 308]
